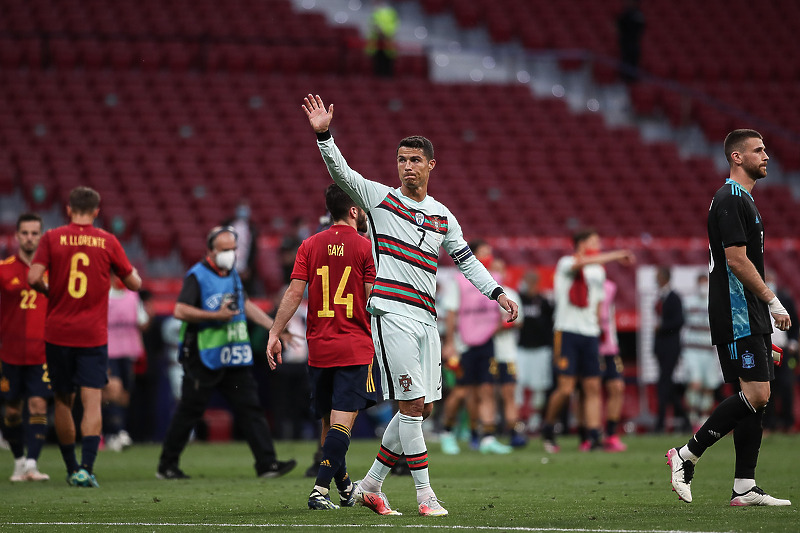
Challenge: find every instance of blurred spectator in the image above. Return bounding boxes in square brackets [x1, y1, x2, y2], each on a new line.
[516, 270, 554, 434]
[279, 216, 311, 284]
[682, 273, 723, 432]
[617, 0, 645, 82]
[223, 201, 259, 296]
[654, 266, 689, 433]
[103, 276, 150, 451]
[763, 271, 798, 432]
[366, 0, 399, 78]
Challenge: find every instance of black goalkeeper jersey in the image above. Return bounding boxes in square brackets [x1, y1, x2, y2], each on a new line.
[707, 179, 771, 345]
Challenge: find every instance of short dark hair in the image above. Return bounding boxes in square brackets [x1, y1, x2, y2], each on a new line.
[397, 136, 434, 161]
[657, 266, 671, 282]
[325, 183, 357, 223]
[68, 186, 101, 214]
[724, 129, 763, 165]
[572, 228, 598, 248]
[16, 212, 43, 231]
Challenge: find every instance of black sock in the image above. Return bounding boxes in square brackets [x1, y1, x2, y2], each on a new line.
[80, 436, 101, 473]
[688, 391, 755, 458]
[542, 424, 555, 441]
[577, 425, 588, 443]
[734, 407, 764, 480]
[315, 424, 350, 491]
[59, 443, 79, 474]
[588, 428, 601, 446]
[606, 419, 618, 437]
[3, 417, 24, 459]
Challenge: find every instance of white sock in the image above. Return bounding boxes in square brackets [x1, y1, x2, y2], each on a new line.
[314, 485, 329, 496]
[362, 411, 403, 492]
[733, 478, 756, 494]
[398, 413, 431, 499]
[678, 444, 700, 464]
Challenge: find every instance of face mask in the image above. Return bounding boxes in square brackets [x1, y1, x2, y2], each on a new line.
[215, 250, 236, 271]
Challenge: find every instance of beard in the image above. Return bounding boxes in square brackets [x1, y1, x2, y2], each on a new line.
[356, 211, 368, 233]
[745, 162, 767, 180]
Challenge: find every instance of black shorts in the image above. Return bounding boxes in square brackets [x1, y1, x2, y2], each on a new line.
[491, 360, 516, 385]
[600, 354, 624, 381]
[553, 331, 601, 378]
[716, 334, 774, 383]
[0, 362, 53, 401]
[457, 338, 495, 386]
[46, 343, 109, 393]
[307, 363, 378, 419]
[108, 358, 135, 391]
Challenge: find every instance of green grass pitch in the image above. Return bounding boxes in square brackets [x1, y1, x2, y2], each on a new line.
[2, 433, 797, 532]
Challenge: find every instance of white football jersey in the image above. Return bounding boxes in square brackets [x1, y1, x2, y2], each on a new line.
[318, 136, 501, 326]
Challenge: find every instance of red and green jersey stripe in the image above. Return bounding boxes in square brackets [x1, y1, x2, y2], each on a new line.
[376, 234, 438, 275]
[371, 277, 437, 317]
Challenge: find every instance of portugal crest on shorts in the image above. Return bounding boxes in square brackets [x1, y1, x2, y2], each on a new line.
[398, 374, 413, 392]
[415, 212, 425, 226]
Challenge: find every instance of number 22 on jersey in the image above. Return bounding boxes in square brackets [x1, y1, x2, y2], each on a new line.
[316, 265, 354, 318]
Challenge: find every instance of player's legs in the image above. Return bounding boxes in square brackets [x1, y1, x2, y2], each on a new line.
[542, 331, 578, 450]
[25, 396, 48, 460]
[439, 384, 467, 454]
[668, 335, 782, 504]
[580, 376, 602, 448]
[603, 378, 626, 451]
[74, 346, 109, 478]
[310, 364, 375, 508]
[542, 374, 576, 449]
[79, 386, 102, 474]
[4, 397, 27, 481]
[102, 358, 133, 451]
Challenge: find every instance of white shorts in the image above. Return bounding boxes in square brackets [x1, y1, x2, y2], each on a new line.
[372, 313, 443, 403]
[516, 346, 553, 391]
[682, 348, 724, 389]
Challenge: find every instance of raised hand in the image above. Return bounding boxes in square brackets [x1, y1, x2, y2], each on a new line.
[302, 94, 334, 133]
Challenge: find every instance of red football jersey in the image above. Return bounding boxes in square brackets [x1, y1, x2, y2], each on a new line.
[33, 223, 133, 348]
[0, 255, 47, 365]
[292, 225, 376, 368]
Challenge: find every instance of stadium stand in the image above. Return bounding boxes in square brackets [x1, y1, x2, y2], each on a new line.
[1, 0, 799, 308]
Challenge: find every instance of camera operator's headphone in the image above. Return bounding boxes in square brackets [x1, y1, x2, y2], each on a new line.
[206, 226, 239, 250]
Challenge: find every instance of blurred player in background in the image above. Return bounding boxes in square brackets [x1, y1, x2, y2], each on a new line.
[489, 258, 526, 447]
[597, 279, 627, 452]
[268, 183, 377, 511]
[762, 271, 798, 432]
[682, 273, 722, 431]
[515, 270, 554, 434]
[1, 213, 51, 482]
[103, 274, 149, 451]
[667, 129, 791, 506]
[29, 186, 141, 488]
[440, 240, 511, 455]
[304, 94, 518, 517]
[541, 229, 634, 453]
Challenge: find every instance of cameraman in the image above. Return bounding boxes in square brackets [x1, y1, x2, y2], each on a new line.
[156, 226, 296, 480]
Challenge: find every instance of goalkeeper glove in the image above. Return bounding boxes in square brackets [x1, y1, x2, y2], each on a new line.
[772, 343, 783, 366]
